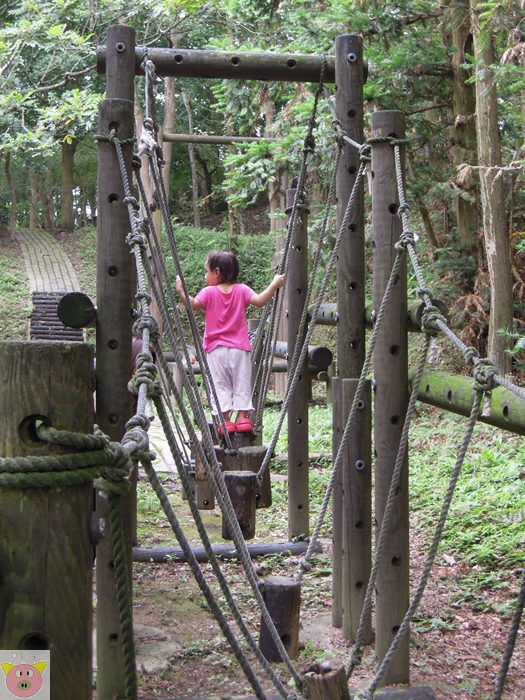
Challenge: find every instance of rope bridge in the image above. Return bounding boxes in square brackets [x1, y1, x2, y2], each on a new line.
[1, 30, 524, 700]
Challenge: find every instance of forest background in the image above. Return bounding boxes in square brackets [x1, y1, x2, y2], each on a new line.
[0, 0, 524, 372]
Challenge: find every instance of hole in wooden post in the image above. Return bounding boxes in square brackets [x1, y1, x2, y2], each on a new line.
[108, 193, 119, 204]
[390, 415, 399, 425]
[174, 54, 184, 63]
[357, 399, 365, 410]
[425, 384, 431, 392]
[355, 521, 363, 529]
[203, 499, 209, 506]
[503, 405, 509, 418]
[447, 390, 453, 401]
[356, 581, 364, 589]
[390, 344, 400, 355]
[391, 555, 402, 566]
[19, 633, 50, 650]
[349, 282, 357, 290]
[108, 633, 119, 643]
[348, 109, 356, 118]
[108, 339, 119, 350]
[107, 265, 118, 276]
[108, 414, 118, 425]
[388, 132, 398, 138]
[297, 461, 303, 467]
[388, 203, 398, 214]
[296, 418, 303, 424]
[231, 56, 240, 65]
[350, 340, 358, 349]
[392, 625, 400, 634]
[348, 223, 356, 232]
[348, 165, 356, 174]
[18, 415, 50, 445]
[287, 59, 296, 68]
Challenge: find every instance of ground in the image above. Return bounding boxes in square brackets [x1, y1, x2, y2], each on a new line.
[124, 471, 524, 700]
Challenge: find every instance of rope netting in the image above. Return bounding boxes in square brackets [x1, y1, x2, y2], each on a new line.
[3, 52, 524, 700]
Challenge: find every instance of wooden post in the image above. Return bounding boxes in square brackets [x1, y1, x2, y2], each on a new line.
[302, 661, 350, 700]
[286, 187, 310, 540]
[215, 445, 272, 508]
[221, 471, 257, 540]
[342, 378, 372, 642]
[95, 23, 136, 700]
[331, 376, 343, 627]
[371, 110, 409, 685]
[0, 341, 94, 700]
[334, 34, 367, 641]
[259, 576, 301, 661]
[194, 445, 215, 510]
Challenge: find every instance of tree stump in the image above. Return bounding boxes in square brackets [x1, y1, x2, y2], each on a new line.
[215, 445, 272, 508]
[259, 575, 301, 661]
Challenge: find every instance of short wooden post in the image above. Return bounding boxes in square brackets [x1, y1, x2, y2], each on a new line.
[302, 661, 350, 700]
[95, 24, 137, 700]
[0, 341, 94, 700]
[194, 446, 216, 510]
[286, 187, 310, 539]
[216, 445, 272, 508]
[259, 576, 301, 661]
[342, 378, 372, 642]
[371, 110, 409, 685]
[221, 471, 257, 540]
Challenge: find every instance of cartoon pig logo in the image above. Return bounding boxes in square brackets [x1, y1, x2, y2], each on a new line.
[1, 662, 47, 698]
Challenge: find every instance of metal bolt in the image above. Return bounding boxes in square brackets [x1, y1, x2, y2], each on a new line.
[347, 52, 357, 63]
[115, 42, 126, 53]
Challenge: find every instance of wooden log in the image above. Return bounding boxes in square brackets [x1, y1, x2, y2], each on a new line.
[221, 471, 257, 540]
[342, 379, 372, 643]
[133, 539, 322, 563]
[95, 24, 137, 700]
[57, 292, 97, 329]
[410, 369, 525, 435]
[194, 445, 215, 510]
[215, 445, 272, 508]
[163, 132, 277, 145]
[371, 110, 410, 685]
[302, 661, 351, 700]
[286, 187, 310, 540]
[98, 46, 337, 83]
[273, 340, 333, 371]
[310, 299, 449, 331]
[259, 576, 301, 661]
[0, 341, 94, 700]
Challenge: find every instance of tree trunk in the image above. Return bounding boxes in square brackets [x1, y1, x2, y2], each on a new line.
[182, 91, 201, 227]
[60, 139, 77, 231]
[4, 152, 17, 238]
[29, 171, 40, 230]
[471, 2, 513, 373]
[38, 175, 55, 231]
[448, 0, 479, 254]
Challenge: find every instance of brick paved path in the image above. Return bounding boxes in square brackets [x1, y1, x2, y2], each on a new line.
[17, 229, 80, 292]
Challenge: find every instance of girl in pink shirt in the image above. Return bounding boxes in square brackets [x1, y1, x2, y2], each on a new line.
[177, 250, 285, 434]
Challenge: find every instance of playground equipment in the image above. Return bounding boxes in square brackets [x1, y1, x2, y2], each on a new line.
[1, 23, 524, 700]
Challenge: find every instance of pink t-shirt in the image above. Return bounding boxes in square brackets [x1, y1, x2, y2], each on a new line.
[195, 283, 254, 353]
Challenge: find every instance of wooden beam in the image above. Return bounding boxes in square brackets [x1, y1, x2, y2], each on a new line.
[163, 132, 277, 145]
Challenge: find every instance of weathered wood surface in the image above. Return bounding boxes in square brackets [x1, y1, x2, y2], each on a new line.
[371, 110, 410, 685]
[133, 539, 321, 563]
[163, 132, 277, 144]
[0, 341, 94, 700]
[259, 576, 301, 662]
[221, 471, 257, 540]
[273, 340, 333, 371]
[214, 445, 272, 508]
[98, 46, 337, 83]
[302, 661, 351, 699]
[57, 291, 97, 329]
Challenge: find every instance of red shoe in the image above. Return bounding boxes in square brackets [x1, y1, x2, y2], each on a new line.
[235, 417, 253, 433]
[218, 419, 236, 436]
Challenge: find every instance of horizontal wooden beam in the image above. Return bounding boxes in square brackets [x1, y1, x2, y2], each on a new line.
[410, 369, 525, 435]
[97, 45, 338, 82]
[163, 132, 277, 145]
[133, 540, 321, 563]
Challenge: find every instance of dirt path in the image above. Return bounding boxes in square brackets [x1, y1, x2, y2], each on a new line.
[129, 478, 524, 699]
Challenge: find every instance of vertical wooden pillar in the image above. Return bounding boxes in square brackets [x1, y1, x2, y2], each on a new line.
[0, 341, 94, 700]
[371, 110, 409, 685]
[342, 378, 372, 642]
[334, 34, 367, 639]
[286, 188, 310, 539]
[95, 24, 136, 700]
[331, 376, 343, 627]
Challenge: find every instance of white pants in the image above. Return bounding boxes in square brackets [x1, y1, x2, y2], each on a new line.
[206, 346, 254, 415]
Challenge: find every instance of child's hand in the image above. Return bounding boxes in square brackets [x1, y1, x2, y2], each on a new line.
[273, 274, 285, 289]
[176, 275, 183, 294]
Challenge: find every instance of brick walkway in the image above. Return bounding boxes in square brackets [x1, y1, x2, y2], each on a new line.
[17, 229, 80, 293]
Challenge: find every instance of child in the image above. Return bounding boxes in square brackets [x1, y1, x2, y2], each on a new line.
[176, 249, 285, 434]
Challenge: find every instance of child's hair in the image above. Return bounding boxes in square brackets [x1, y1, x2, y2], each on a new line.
[207, 250, 239, 283]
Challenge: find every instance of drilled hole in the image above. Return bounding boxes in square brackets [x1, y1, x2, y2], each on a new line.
[349, 282, 357, 291]
[348, 165, 356, 175]
[18, 415, 50, 445]
[350, 340, 358, 349]
[109, 633, 119, 643]
[108, 339, 119, 350]
[503, 405, 509, 418]
[108, 265, 118, 276]
[287, 59, 296, 68]
[390, 345, 400, 355]
[388, 203, 398, 214]
[390, 415, 399, 425]
[348, 109, 356, 118]
[108, 121, 119, 132]
[355, 521, 364, 529]
[392, 625, 400, 634]
[391, 555, 401, 566]
[349, 223, 356, 232]
[297, 504, 303, 510]
[108, 414, 119, 425]
[231, 56, 240, 65]
[356, 581, 364, 589]
[18, 633, 50, 650]
[447, 390, 453, 401]
[425, 384, 431, 392]
[108, 193, 119, 204]
[357, 400, 365, 410]
[174, 54, 184, 63]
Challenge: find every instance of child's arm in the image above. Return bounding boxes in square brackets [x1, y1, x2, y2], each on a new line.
[250, 273, 285, 308]
[176, 275, 203, 310]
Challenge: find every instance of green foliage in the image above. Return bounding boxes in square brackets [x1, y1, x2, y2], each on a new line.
[0, 238, 31, 340]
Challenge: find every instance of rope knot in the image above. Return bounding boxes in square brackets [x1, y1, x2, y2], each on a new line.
[132, 154, 142, 170]
[304, 134, 316, 152]
[418, 287, 434, 302]
[463, 346, 480, 366]
[126, 231, 146, 248]
[359, 142, 371, 162]
[394, 230, 416, 251]
[123, 195, 140, 211]
[96, 443, 133, 493]
[135, 289, 152, 305]
[398, 202, 410, 215]
[298, 557, 311, 573]
[421, 305, 445, 335]
[473, 358, 498, 395]
[133, 314, 159, 340]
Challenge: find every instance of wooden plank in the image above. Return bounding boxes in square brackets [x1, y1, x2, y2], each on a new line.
[0, 340, 94, 700]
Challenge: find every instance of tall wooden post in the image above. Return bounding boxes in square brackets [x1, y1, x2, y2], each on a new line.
[333, 34, 369, 639]
[286, 188, 310, 539]
[371, 110, 409, 684]
[96, 24, 136, 700]
[0, 341, 94, 700]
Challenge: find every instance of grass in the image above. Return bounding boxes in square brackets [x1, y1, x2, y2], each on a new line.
[0, 236, 31, 340]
